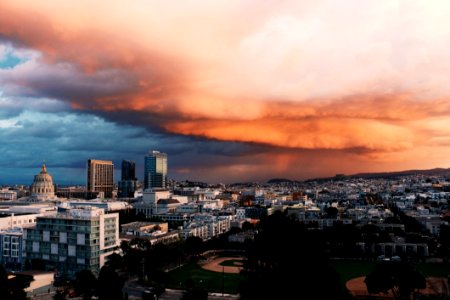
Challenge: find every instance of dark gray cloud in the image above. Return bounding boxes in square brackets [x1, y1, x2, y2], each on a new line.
[0, 60, 138, 102]
[0, 109, 276, 184]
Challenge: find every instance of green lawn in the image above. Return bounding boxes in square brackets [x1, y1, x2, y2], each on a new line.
[330, 260, 376, 285]
[166, 262, 245, 294]
[416, 262, 450, 277]
[331, 260, 450, 286]
[219, 259, 244, 267]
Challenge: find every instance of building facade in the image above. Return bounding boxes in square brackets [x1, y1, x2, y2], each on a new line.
[0, 189, 17, 200]
[180, 216, 231, 241]
[118, 160, 138, 198]
[0, 228, 24, 269]
[87, 159, 114, 198]
[144, 151, 167, 190]
[121, 160, 136, 181]
[24, 207, 119, 277]
[0, 214, 39, 231]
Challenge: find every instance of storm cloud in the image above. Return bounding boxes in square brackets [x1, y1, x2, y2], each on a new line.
[1, 0, 450, 183]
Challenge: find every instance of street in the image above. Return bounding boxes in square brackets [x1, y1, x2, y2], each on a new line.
[123, 278, 239, 300]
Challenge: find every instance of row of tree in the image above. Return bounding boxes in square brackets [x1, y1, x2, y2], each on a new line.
[70, 265, 125, 300]
[239, 211, 429, 300]
[239, 211, 351, 300]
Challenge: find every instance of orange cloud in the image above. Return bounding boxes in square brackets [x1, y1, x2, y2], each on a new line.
[164, 115, 417, 151]
[2, 0, 450, 176]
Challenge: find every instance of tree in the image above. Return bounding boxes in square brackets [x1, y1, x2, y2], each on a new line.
[325, 206, 339, 219]
[97, 265, 124, 300]
[106, 252, 124, 270]
[365, 261, 426, 299]
[240, 211, 349, 300]
[242, 221, 254, 231]
[123, 238, 150, 279]
[143, 243, 171, 283]
[120, 240, 130, 255]
[384, 217, 402, 224]
[0, 264, 27, 300]
[438, 224, 450, 261]
[184, 236, 204, 257]
[74, 270, 97, 300]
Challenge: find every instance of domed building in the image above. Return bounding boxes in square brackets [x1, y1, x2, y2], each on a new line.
[30, 163, 57, 201]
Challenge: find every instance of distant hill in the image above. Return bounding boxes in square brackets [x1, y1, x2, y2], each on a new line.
[304, 167, 450, 183]
[267, 178, 294, 184]
[352, 168, 450, 179]
[231, 168, 450, 186]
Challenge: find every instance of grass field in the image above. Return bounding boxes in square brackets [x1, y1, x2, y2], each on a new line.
[330, 260, 376, 285]
[166, 262, 245, 294]
[219, 259, 244, 267]
[331, 260, 450, 286]
[415, 262, 450, 277]
[167, 259, 448, 294]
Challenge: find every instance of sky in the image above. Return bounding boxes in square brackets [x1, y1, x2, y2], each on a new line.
[1, 0, 450, 185]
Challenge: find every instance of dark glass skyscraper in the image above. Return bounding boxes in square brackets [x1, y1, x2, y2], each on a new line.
[118, 160, 137, 198]
[144, 151, 168, 190]
[121, 160, 136, 180]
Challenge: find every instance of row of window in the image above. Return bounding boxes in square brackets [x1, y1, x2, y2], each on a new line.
[2, 236, 20, 243]
[37, 225, 95, 232]
[38, 219, 99, 226]
[2, 249, 19, 257]
[33, 187, 53, 193]
[2, 243, 19, 250]
[5, 219, 35, 226]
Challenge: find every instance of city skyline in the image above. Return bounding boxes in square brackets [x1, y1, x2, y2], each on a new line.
[1, 1, 450, 184]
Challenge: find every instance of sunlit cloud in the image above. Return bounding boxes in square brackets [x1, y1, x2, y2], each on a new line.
[1, 0, 450, 182]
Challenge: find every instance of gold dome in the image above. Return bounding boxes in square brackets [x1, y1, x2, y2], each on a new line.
[30, 163, 56, 200]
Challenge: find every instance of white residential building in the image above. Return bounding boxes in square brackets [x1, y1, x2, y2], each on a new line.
[0, 189, 17, 200]
[24, 207, 119, 277]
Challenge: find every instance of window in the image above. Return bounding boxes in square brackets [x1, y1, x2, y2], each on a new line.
[51, 243, 58, 254]
[68, 245, 76, 257]
[59, 232, 67, 243]
[43, 231, 50, 242]
[11, 250, 18, 257]
[77, 233, 85, 245]
[32, 241, 39, 253]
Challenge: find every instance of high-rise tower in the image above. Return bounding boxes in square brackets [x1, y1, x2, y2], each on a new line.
[118, 160, 137, 198]
[87, 159, 114, 198]
[121, 160, 136, 181]
[144, 151, 167, 190]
